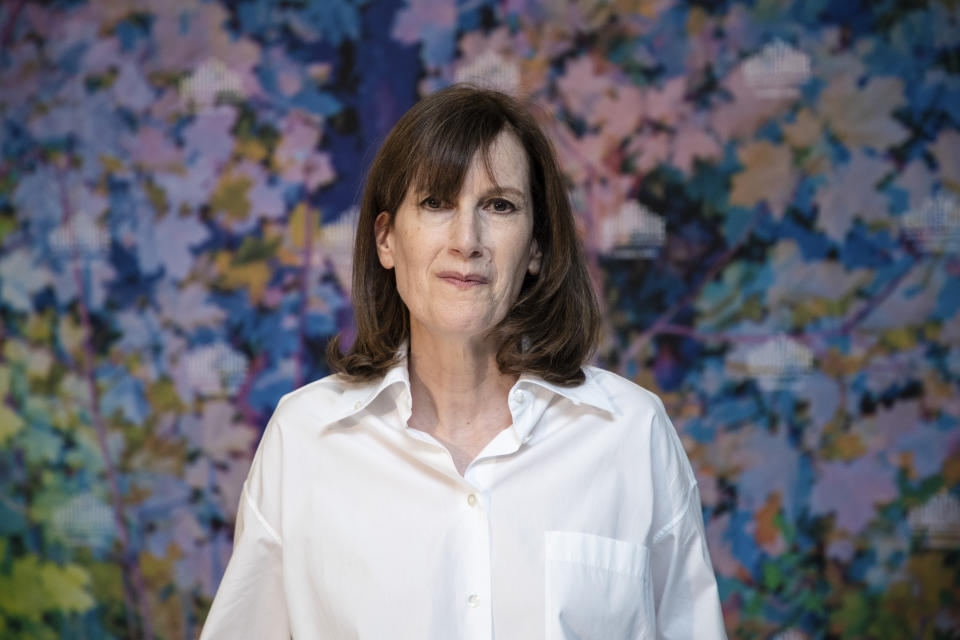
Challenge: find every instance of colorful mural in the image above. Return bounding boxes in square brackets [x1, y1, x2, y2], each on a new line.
[1, 0, 958, 638]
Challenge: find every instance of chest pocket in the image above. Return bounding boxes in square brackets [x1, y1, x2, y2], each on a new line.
[544, 531, 655, 640]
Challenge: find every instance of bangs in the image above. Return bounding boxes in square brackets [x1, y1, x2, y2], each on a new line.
[406, 104, 512, 204]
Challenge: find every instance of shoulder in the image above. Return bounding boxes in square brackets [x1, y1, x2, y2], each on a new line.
[242, 372, 387, 524]
[275, 371, 354, 409]
[269, 371, 380, 432]
[582, 366, 696, 482]
[581, 365, 669, 419]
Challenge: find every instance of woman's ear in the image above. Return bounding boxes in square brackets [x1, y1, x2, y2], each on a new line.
[527, 239, 542, 276]
[374, 211, 395, 269]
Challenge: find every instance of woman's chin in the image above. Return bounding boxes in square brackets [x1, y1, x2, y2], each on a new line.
[412, 316, 502, 344]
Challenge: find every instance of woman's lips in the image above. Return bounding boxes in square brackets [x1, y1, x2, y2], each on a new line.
[437, 271, 489, 289]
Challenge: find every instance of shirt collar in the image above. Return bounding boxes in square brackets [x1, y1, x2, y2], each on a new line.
[516, 368, 618, 417]
[329, 353, 616, 433]
[331, 350, 411, 423]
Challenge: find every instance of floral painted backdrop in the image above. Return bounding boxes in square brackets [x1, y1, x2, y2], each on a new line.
[1, 0, 958, 638]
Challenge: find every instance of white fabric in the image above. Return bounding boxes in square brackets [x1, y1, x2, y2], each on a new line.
[200, 358, 728, 639]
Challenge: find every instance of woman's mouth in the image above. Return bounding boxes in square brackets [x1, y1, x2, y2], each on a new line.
[437, 271, 489, 289]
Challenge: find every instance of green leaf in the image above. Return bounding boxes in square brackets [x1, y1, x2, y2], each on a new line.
[0, 557, 94, 619]
[0, 405, 24, 445]
[762, 561, 783, 590]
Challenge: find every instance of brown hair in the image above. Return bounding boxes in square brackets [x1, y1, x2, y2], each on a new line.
[326, 85, 600, 385]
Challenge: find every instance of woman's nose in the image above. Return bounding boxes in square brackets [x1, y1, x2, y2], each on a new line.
[449, 207, 484, 258]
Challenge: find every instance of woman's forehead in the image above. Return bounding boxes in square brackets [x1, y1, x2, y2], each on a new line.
[409, 130, 529, 198]
[483, 131, 529, 184]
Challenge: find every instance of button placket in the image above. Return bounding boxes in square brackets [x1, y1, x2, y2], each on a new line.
[461, 479, 492, 639]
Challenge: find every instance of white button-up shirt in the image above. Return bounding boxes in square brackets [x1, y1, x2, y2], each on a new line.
[200, 359, 727, 639]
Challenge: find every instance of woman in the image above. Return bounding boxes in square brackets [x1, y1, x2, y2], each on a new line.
[201, 85, 727, 639]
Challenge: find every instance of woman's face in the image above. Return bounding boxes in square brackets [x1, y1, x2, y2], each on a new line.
[375, 130, 542, 343]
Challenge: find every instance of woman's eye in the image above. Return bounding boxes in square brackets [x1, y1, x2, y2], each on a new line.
[488, 198, 516, 213]
[420, 197, 444, 210]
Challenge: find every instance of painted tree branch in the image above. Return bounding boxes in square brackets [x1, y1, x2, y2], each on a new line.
[55, 164, 155, 640]
[235, 352, 267, 427]
[295, 201, 314, 389]
[824, 259, 917, 338]
[624, 205, 766, 362]
[546, 120, 617, 351]
[0, 0, 25, 50]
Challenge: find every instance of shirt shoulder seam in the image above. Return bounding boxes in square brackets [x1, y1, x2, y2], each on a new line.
[651, 481, 697, 545]
[242, 481, 282, 546]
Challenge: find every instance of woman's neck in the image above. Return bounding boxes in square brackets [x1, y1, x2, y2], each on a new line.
[406, 329, 518, 474]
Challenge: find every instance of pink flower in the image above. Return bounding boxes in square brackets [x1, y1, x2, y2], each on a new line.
[810, 456, 897, 535]
[557, 54, 614, 114]
[129, 126, 182, 169]
[392, 0, 457, 43]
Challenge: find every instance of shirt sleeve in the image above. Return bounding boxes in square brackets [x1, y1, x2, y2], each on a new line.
[199, 420, 290, 640]
[650, 484, 728, 640]
[640, 391, 727, 639]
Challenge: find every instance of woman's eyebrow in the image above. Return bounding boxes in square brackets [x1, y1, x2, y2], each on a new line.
[480, 186, 526, 200]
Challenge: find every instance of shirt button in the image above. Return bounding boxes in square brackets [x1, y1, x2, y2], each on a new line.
[467, 594, 480, 607]
[353, 401, 361, 410]
[512, 389, 526, 403]
[466, 493, 478, 507]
